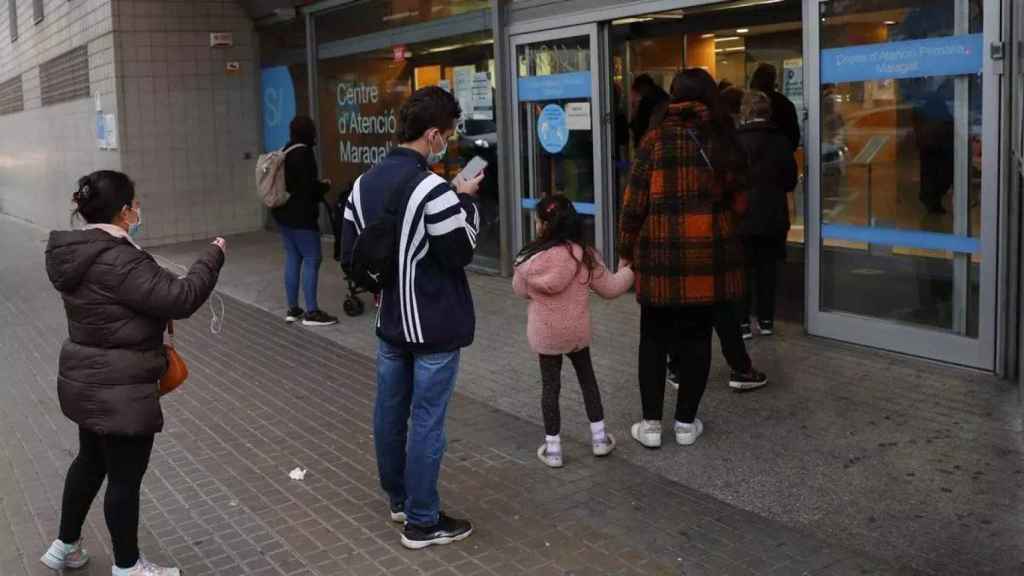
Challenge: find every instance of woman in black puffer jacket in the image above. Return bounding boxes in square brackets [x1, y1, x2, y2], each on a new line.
[41, 171, 225, 576]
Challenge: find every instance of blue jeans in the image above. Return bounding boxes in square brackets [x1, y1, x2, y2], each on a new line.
[279, 225, 321, 311]
[374, 339, 460, 527]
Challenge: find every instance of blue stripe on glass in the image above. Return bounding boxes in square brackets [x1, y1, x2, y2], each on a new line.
[822, 224, 980, 254]
[521, 197, 596, 216]
[821, 34, 984, 84]
[517, 71, 592, 102]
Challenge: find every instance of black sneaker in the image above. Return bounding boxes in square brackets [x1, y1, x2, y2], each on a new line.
[390, 502, 406, 524]
[729, 369, 768, 391]
[741, 323, 753, 340]
[400, 513, 473, 550]
[302, 310, 338, 327]
[758, 320, 774, 336]
[285, 307, 304, 323]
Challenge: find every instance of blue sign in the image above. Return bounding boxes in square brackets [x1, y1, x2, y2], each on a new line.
[821, 34, 983, 84]
[537, 104, 569, 154]
[261, 66, 297, 152]
[518, 71, 591, 102]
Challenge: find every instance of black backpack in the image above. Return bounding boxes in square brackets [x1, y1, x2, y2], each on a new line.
[349, 171, 421, 293]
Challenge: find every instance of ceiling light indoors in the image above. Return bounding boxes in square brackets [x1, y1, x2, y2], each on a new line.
[736, 28, 749, 33]
[714, 36, 741, 42]
[701, 33, 715, 39]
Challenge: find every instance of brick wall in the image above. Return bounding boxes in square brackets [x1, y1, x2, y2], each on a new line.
[115, 0, 262, 245]
[0, 0, 120, 230]
[0, 0, 262, 244]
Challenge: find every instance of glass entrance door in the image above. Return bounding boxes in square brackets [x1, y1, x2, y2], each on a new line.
[510, 24, 604, 256]
[805, 0, 1001, 368]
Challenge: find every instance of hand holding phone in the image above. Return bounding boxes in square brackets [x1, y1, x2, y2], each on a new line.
[454, 156, 488, 186]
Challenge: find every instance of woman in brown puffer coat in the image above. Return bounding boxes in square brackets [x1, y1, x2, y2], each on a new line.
[40, 171, 225, 576]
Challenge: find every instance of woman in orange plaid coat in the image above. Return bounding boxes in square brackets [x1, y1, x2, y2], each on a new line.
[618, 68, 749, 449]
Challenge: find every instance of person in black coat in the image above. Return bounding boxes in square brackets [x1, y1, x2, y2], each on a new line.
[271, 115, 337, 326]
[43, 171, 225, 576]
[736, 91, 799, 335]
[750, 63, 801, 152]
[629, 74, 670, 147]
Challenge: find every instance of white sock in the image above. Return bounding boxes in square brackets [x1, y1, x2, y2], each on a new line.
[545, 435, 561, 455]
[590, 421, 607, 443]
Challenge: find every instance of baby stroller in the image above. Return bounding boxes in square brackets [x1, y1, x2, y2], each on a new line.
[327, 184, 369, 317]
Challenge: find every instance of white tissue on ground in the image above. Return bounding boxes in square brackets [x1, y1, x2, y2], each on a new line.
[288, 467, 306, 480]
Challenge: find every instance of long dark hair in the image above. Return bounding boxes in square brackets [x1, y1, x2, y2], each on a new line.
[670, 68, 748, 186]
[72, 170, 136, 225]
[514, 195, 598, 282]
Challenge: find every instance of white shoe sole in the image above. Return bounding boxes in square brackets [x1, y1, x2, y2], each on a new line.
[592, 433, 616, 457]
[400, 527, 473, 550]
[729, 378, 768, 391]
[301, 319, 338, 327]
[391, 511, 407, 523]
[630, 424, 661, 449]
[40, 550, 88, 570]
[675, 420, 704, 446]
[536, 444, 563, 468]
[285, 317, 300, 323]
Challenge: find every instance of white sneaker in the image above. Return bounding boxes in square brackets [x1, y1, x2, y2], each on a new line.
[536, 444, 563, 468]
[674, 419, 704, 446]
[630, 420, 662, 448]
[592, 433, 616, 457]
[390, 503, 407, 524]
[40, 539, 89, 570]
[112, 558, 181, 576]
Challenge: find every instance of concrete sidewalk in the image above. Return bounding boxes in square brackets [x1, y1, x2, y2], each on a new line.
[0, 215, 1019, 575]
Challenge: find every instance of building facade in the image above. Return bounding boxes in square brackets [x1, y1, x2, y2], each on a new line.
[0, 0, 262, 244]
[0, 0, 1021, 376]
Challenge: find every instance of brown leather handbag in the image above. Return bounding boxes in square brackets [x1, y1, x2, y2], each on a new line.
[158, 321, 188, 396]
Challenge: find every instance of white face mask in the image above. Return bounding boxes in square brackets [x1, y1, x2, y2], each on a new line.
[426, 130, 448, 164]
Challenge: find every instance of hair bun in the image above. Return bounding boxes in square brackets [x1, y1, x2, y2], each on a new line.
[73, 181, 92, 205]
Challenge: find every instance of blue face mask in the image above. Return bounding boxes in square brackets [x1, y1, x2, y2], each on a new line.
[128, 207, 142, 237]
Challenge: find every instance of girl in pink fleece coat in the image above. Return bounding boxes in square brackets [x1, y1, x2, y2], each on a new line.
[513, 196, 634, 468]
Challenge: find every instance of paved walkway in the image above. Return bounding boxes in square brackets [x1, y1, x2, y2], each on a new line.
[0, 215, 1021, 575]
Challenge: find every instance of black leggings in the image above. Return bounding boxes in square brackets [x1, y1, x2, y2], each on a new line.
[640, 305, 714, 423]
[539, 348, 605, 436]
[58, 427, 154, 569]
[742, 236, 785, 325]
[669, 303, 751, 374]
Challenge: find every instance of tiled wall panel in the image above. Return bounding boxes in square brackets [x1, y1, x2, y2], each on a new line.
[116, 0, 261, 245]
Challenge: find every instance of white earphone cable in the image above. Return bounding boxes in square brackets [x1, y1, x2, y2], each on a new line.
[151, 254, 225, 335]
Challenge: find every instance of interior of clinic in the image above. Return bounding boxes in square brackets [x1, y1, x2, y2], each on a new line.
[262, 0, 984, 336]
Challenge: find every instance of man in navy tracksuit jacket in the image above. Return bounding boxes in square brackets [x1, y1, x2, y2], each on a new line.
[341, 87, 483, 550]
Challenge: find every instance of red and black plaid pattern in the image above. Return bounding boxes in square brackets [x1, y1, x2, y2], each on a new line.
[618, 102, 746, 306]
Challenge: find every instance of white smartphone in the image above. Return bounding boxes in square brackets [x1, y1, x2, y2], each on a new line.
[455, 156, 488, 184]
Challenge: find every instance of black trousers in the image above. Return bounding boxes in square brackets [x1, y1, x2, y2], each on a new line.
[742, 236, 784, 325]
[58, 427, 154, 569]
[539, 348, 605, 436]
[640, 305, 714, 423]
[668, 303, 751, 375]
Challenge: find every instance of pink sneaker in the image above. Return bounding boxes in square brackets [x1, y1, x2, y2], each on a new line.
[40, 539, 90, 570]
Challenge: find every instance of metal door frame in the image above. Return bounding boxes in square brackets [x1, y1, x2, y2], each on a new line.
[508, 23, 606, 258]
[804, 0, 1004, 370]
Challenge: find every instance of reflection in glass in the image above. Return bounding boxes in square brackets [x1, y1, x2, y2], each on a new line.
[819, 0, 982, 336]
[316, 29, 501, 268]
